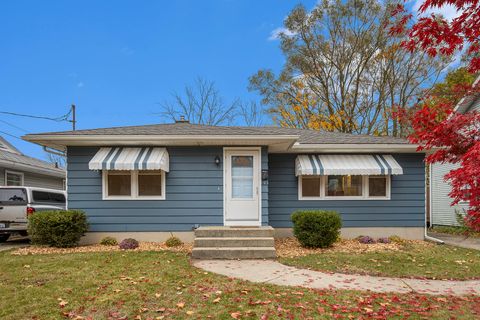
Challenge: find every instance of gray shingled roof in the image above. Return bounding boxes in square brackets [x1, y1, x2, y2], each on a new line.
[26, 122, 409, 145]
[0, 148, 65, 176]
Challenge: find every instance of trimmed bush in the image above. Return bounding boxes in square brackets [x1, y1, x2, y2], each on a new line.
[119, 238, 139, 250]
[100, 236, 118, 246]
[357, 236, 376, 244]
[165, 236, 183, 247]
[291, 210, 342, 248]
[28, 210, 88, 248]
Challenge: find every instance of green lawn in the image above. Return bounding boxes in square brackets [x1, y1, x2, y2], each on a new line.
[280, 243, 480, 280]
[0, 250, 479, 319]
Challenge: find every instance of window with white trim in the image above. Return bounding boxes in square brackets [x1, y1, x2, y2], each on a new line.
[5, 170, 24, 186]
[299, 175, 390, 200]
[103, 170, 165, 200]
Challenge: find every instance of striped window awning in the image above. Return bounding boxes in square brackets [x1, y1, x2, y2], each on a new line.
[88, 147, 169, 171]
[295, 154, 403, 176]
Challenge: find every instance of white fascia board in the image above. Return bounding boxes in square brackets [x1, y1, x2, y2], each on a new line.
[22, 134, 300, 151]
[287, 143, 423, 153]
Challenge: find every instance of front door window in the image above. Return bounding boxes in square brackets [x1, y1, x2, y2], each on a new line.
[231, 156, 254, 199]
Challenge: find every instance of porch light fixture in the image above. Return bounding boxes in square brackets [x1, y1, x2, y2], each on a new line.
[214, 155, 221, 166]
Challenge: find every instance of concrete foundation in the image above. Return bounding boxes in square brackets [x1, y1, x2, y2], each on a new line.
[80, 231, 195, 245]
[80, 227, 425, 244]
[274, 227, 425, 240]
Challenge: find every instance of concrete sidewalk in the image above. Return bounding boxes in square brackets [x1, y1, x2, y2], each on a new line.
[429, 232, 480, 250]
[194, 260, 480, 296]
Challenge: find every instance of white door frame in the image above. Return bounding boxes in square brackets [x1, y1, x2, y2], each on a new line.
[223, 147, 262, 226]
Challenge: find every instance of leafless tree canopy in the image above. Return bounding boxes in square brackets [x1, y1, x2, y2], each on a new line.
[159, 77, 266, 126]
[249, 0, 449, 136]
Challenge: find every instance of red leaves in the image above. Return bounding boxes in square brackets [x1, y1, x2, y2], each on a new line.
[397, 79, 480, 230]
[390, 0, 480, 72]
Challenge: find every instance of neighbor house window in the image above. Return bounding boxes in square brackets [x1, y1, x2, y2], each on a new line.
[299, 175, 390, 200]
[5, 170, 23, 186]
[103, 170, 165, 200]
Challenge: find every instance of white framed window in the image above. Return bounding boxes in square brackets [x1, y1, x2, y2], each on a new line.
[298, 175, 390, 200]
[102, 170, 165, 200]
[5, 170, 24, 186]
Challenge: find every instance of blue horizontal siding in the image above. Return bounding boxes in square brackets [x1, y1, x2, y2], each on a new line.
[67, 146, 225, 232]
[268, 153, 426, 228]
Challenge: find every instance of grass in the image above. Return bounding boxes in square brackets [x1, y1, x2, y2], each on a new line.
[280, 242, 480, 280]
[431, 226, 480, 238]
[0, 250, 479, 319]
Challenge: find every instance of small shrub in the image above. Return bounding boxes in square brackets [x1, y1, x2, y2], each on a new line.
[388, 235, 404, 244]
[165, 236, 183, 247]
[100, 236, 118, 246]
[357, 236, 376, 244]
[28, 210, 88, 248]
[291, 210, 342, 248]
[377, 237, 391, 244]
[119, 238, 139, 250]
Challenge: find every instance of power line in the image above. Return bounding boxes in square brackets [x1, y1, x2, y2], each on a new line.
[0, 130, 23, 141]
[0, 110, 70, 122]
[0, 119, 29, 133]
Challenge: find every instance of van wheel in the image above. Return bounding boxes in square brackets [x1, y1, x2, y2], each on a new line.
[0, 235, 10, 242]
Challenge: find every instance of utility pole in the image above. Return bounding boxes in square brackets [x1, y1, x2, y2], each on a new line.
[71, 104, 76, 131]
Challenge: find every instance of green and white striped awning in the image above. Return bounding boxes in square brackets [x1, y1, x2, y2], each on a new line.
[295, 154, 403, 176]
[88, 147, 169, 171]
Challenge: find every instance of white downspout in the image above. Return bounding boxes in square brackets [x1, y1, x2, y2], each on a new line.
[425, 163, 444, 244]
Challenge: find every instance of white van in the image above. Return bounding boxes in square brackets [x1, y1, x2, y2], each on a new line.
[0, 186, 67, 242]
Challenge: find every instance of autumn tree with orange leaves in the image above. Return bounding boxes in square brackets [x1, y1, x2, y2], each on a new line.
[249, 0, 447, 137]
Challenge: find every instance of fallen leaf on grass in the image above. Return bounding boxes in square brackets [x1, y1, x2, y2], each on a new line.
[176, 302, 185, 309]
[231, 312, 241, 319]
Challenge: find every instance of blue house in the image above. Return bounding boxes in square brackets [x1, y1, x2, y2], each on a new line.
[24, 120, 426, 248]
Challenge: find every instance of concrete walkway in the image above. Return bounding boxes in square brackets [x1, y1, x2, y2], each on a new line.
[194, 260, 480, 296]
[429, 232, 480, 250]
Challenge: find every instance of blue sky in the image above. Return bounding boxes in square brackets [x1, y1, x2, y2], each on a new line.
[0, 0, 316, 160]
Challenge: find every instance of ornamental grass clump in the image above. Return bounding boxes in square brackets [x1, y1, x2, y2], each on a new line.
[291, 210, 342, 248]
[119, 238, 139, 250]
[165, 236, 183, 247]
[100, 236, 118, 246]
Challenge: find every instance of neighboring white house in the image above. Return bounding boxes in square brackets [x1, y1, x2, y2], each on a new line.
[430, 77, 480, 226]
[0, 135, 65, 190]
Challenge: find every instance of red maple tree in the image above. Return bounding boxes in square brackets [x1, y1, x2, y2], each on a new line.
[390, 1, 480, 230]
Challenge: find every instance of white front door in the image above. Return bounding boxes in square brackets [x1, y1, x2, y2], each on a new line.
[224, 148, 261, 226]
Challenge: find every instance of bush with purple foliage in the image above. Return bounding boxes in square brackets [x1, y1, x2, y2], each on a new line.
[119, 238, 139, 250]
[377, 237, 391, 244]
[357, 236, 376, 244]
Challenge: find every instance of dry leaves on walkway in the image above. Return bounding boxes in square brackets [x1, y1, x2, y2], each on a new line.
[275, 237, 430, 258]
[11, 241, 192, 256]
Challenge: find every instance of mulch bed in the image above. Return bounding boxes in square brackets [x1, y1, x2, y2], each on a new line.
[11, 242, 193, 255]
[275, 237, 430, 258]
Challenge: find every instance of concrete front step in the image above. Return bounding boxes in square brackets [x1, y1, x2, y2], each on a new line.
[194, 226, 274, 238]
[192, 247, 277, 260]
[194, 237, 274, 248]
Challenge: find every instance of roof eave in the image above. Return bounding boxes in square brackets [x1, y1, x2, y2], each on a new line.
[286, 143, 423, 153]
[0, 159, 65, 178]
[22, 134, 301, 152]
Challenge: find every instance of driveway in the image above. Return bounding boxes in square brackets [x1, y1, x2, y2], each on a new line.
[0, 236, 30, 252]
[429, 232, 480, 250]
